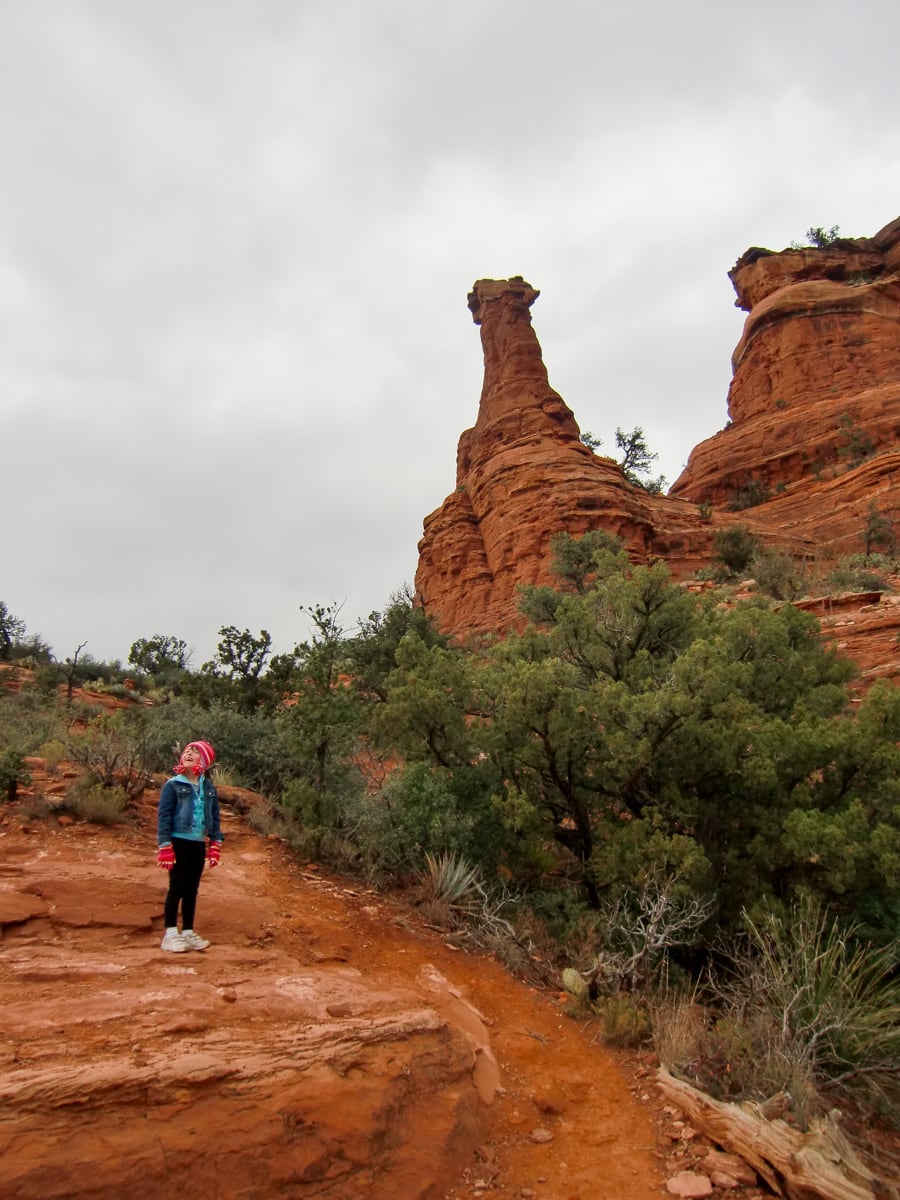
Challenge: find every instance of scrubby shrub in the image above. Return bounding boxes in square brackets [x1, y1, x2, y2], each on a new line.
[592, 994, 651, 1047]
[583, 880, 713, 995]
[209, 762, 242, 788]
[0, 689, 68, 763]
[64, 779, 129, 825]
[727, 475, 771, 511]
[34, 739, 67, 771]
[693, 563, 731, 584]
[245, 799, 286, 838]
[279, 777, 330, 842]
[0, 750, 31, 802]
[863, 503, 896, 558]
[33, 663, 65, 696]
[750, 546, 808, 600]
[827, 555, 892, 594]
[653, 900, 900, 1127]
[84, 680, 143, 703]
[837, 413, 875, 467]
[343, 761, 506, 876]
[792, 225, 841, 249]
[140, 698, 298, 796]
[712, 524, 760, 574]
[65, 710, 152, 796]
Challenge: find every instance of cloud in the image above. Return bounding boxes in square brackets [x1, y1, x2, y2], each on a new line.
[1, 0, 898, 663]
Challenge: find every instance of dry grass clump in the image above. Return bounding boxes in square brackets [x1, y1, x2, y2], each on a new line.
[651, 898, 900, 1130]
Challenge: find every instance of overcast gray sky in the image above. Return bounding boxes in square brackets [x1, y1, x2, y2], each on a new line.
[2, 1, 898, 667]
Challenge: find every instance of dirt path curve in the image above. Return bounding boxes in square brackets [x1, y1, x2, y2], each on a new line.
[1, 791, 670, 1199]
[229, 825, 667, 1200]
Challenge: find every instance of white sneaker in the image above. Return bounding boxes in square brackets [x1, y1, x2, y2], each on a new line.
[160, 931, 190, 953]
[180, 931, 210, 951]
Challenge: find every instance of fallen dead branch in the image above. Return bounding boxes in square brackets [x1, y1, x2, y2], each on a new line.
[656, 1067, 897, 1200]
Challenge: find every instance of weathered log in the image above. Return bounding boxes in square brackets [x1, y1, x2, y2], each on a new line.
[656, 1067, 896, 1200]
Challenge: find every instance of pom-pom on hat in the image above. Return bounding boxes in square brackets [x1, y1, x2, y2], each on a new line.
[176, 740, 216, 775]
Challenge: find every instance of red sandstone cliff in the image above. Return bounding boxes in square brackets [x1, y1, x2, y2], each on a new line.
[415, 219, 900, 677]
[670, 215, 900, 555]
[415, 279, 719, 638]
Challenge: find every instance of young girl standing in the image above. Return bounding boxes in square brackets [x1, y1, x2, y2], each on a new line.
[156, 740, 223, 952]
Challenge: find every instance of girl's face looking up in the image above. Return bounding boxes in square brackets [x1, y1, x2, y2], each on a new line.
[181, 745, 202, 773]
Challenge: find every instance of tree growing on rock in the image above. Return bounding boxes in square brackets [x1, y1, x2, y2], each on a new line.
[0, 601, 26, 662]
[805, 225, 841, 248]
[863, 501, 896, 558]
[615, 426, 667, 494]
[196, 626, 273, 713]
[128, 634, 191, 678]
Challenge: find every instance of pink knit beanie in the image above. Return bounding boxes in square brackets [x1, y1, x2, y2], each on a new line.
[175, 740, 216, 774]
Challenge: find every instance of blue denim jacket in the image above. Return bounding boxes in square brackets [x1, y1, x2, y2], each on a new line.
[157, 775, 223, 847]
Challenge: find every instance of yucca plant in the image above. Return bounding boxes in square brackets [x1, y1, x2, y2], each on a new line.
[653, 900, 900, 1126]
[420, 850, 482, 911]
[719, 898, 900, 1121]
[210, 763, 240, 788]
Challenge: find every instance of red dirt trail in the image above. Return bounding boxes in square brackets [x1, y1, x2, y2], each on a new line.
[0, 783, 761, 1199]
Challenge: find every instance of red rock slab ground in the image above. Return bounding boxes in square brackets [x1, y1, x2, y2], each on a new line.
[0, 788, 776, 1200]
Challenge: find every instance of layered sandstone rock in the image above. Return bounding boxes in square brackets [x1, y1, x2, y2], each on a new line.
[0, 809, 495, 1200]
[416, 278, 721, 637]
[670, 216, 900, 545]
[416, 218, 900, 669]
[800, 585, 900, 691]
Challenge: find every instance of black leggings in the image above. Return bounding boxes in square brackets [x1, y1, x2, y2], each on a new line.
[164, 838, 206, 929]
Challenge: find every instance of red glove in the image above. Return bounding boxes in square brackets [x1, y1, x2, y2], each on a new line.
[207, 841, 222, 869]
[157, 845, 175, 871]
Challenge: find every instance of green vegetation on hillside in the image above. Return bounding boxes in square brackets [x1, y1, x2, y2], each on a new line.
[2, 545, 899, 1128]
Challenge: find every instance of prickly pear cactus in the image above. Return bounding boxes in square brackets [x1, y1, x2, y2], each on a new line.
[561, 967, 586, 996]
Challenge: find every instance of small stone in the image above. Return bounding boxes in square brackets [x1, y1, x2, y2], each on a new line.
[710, 1171, 740, 1189]
[219, 988, 237, 1003]
[529, 1127, 554, 1144]
[531, 1089, 565, 1115]
[666, 1170, 713, 1198]
[704, 1150, 757, 1186]
[56, 814, 75, 826]
[666, 1156, 692, 1173]
[326, 1003, 353, 1018]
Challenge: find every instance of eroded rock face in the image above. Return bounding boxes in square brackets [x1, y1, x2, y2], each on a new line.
[416, 218, 900, 671]
[799, 586, 900, 691]
[416, 279, 718, 638]
[671, 216, 900, 534]
[0, 810, 494, 1200]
